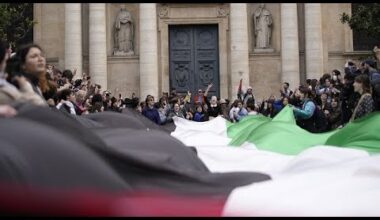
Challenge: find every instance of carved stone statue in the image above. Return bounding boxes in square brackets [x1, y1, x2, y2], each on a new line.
[253, 3, 273, 49]
[113, 7, 134, 56]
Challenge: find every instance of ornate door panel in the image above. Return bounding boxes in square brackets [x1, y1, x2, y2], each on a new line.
[194, 25, 219, 98]
[169, 24, 219, 98]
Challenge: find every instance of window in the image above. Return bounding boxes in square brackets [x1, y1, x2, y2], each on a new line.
[352, 3, 378, 51]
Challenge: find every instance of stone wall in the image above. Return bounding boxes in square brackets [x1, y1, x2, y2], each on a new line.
[107, 57, 140, 98]
[33, 3, 373, 101]
[320, 4, 371, 76]
[34, 3, 65, 69]
[249, 54, 282, 102]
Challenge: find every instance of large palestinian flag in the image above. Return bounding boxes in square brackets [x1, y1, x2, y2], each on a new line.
[171, 106, 380, 216]
[0, 104, 379, 216]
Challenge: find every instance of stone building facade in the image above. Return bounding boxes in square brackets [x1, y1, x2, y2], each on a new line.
[33, 3, 372, 101]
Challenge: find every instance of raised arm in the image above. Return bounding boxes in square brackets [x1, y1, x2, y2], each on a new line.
[292, 101, 315, 119]
[183, 90, 191, 104]
[204, 83, 213, 98]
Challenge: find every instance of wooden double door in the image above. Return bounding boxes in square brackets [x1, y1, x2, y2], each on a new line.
[169, 24, 219, 98]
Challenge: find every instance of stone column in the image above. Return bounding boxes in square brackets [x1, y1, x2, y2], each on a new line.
[343, 3, 353, 52]
[139, 3, 159, 100]
[281, 3, 300, 89]
[304, 3, 324, 80]
[229, 3, 250, 100]
[89, 3, 107, 90]
[65, 3, 82, 80]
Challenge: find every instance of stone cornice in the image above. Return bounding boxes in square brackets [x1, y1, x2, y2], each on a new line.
[328, 51, 373, 57]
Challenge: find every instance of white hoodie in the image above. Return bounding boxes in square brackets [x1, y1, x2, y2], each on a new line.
[56, 100, 76, 115]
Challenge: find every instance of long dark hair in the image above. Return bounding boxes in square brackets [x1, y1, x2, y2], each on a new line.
[355, 74, 371, 94]
[16, 44, 49, 93]
[17, 43, 43, 66]
[145, 95, 154, 105]
[232, 99, 242, 108]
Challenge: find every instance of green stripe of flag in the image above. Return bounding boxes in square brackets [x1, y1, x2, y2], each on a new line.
[227, 106, 380, 155]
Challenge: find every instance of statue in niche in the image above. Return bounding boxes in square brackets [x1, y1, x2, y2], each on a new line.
[113, 6, 134, 56]
[253, 3, 273, 49]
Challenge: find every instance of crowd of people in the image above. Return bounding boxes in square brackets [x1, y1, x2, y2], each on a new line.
[1, 40, 380, 133]
[125, 57, 380, 134]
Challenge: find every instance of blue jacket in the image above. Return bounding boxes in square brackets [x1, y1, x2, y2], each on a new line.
[293, 99, 316, 120]
[236, 108, 248, 121]
[273, 99, 283, 112]
[193, 112, 204, 122]
[142, 107, 161, 125]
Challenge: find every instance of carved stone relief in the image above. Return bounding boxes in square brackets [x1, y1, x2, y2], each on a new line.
[174, 63, 190, 87]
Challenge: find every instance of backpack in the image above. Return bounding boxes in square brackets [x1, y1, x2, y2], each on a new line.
[311, 103, 328, 133]
[297, 100, 328, 133]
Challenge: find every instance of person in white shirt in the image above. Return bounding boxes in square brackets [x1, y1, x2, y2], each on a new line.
[56, 89, 77, 115]
[229, 99, 248, 122]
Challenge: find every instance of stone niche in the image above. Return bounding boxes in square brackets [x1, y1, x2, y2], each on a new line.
[248, 3, 280, 54]
[106, 3, 139, 56]
[106, 3, 140, 98]
[248, 3, 282, 101]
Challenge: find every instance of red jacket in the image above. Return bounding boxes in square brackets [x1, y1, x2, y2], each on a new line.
[193, 95, 206, 105]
